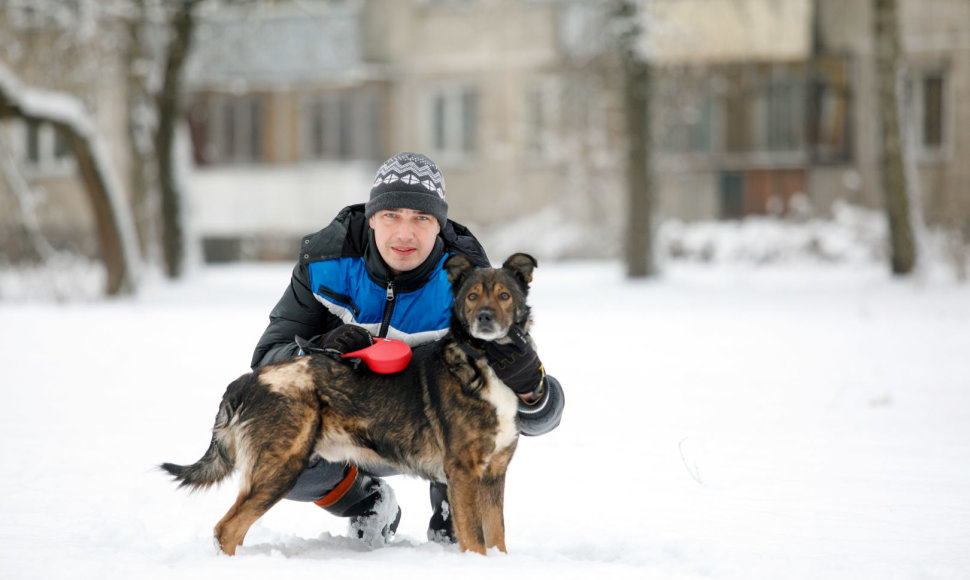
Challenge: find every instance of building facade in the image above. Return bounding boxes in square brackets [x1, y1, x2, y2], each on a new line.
[649, 0, 968, 228]
[3, 0, 968, 265]
[185, 0, 970, 260]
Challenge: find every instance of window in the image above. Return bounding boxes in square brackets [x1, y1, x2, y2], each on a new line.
[902, 69, 949, 160]
[26, 120, 41, 163]
[425, 86, 478, 162]
[662, 96, 713, 154]
[760, 75, 804, 152]
[661, 61, 854, 163]
[17, 119, 74, 176]
[916, 72, 946, 157]
[306, 95, 352, 160]
[209, 95, 263, 164]
[922, 75, 943, 148]
[303, 90, 382, 162]
[808, 77, 851, 163]
[523, 80, 561, 162]
[460, 90, 477, 153]
[722, 81, 752, 153]
[719, 171, 745, 219]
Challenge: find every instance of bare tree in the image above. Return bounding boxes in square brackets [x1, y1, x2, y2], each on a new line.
[0, 65, 141, 295]
[156, 0, 205, 279]
[873, 0, 916, 275]
[123, 0, 162, 264]
[612, 0, 657, 279]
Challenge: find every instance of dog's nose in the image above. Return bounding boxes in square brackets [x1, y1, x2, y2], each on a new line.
[476, 310, 494, 325]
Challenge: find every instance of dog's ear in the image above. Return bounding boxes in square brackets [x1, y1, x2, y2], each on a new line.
[444, 253, 477, 287]
[502, 253, 538, 287]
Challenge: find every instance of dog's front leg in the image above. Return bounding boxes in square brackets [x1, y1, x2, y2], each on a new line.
[444, 463, 487, 554]
[481, 447, 514, 553]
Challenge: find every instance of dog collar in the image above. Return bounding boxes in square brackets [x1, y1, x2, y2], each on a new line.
[456, 321, 530, 361]
[456, 340, 487, 360]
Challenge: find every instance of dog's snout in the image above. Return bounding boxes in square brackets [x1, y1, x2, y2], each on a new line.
[469, 306, 505, 341]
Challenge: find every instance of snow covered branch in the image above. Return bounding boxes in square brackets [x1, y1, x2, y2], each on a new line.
[0, 61, 142, 295]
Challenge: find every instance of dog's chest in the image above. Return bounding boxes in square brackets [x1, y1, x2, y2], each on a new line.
[481, 366, 520, 453]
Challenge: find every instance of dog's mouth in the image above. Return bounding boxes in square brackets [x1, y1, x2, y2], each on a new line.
[470, 324, 508, 342]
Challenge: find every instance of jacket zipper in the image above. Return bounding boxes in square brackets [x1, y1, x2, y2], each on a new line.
[378, 281, 395, 337]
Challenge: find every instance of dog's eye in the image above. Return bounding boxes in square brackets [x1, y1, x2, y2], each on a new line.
[498, 292, 511, 301]
[467, 293, 479, 302]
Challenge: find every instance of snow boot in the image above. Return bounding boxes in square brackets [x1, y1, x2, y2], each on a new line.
[427, 481, 457, 544]
[314, 465, 401, 546]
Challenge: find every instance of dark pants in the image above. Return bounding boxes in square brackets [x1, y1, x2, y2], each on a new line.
[285, 455, 398, 502]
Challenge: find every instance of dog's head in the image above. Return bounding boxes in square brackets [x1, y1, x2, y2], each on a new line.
[445, 253, 537, 342]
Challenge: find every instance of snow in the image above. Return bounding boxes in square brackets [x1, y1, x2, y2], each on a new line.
[2, 221, 970, 579]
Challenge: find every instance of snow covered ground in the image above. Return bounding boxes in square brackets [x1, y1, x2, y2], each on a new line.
[2, 219, 969, 579]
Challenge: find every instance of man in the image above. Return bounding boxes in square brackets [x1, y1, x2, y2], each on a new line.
[251, 152, 564, 546]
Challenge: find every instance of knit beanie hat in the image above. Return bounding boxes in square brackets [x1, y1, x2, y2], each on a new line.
[365, 152, 448, 225]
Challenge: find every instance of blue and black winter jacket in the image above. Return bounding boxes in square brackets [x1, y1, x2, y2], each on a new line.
[251, 204, 488, 367]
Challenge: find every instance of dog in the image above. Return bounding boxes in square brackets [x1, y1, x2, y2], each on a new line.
[161, 252, 538, 555]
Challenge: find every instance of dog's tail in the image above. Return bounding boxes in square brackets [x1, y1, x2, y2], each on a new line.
[160, 375, 246, 490]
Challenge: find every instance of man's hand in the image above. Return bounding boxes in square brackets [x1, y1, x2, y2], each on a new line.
[483, 327, 545, 399]
[298, 325, 373, 357]
[317, 325, 373, 354]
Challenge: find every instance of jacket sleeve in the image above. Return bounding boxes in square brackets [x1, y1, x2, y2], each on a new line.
[517, 375, 564, 436]
[251, 263, 342, 368]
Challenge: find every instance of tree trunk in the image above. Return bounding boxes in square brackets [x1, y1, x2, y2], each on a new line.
[615, 0, 657, 279]
[156, 0, 202, 279]
[623, 55, 656, 278]
[124, 0, 161, 264]
[873, 0, 916, 275]
[0, 66, 141, 295]
[66, 126, 139, 294]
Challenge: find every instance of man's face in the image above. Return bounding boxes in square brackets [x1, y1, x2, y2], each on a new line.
[369, 208, 441, 275]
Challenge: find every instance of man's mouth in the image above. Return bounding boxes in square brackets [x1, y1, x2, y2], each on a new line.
[391, 246, 417, 257]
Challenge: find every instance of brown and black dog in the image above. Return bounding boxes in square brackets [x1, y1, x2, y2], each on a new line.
[161, 253, 538, 555]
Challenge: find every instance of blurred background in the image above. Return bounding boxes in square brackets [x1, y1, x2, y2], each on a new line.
[3, 5, 970, 575]
[1, 0, 968, 299]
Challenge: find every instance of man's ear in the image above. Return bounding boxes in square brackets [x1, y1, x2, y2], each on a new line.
[502, 253, 537, 287]
[444, 253, 476, 287]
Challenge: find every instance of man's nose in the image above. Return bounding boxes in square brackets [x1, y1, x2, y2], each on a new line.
[396, 219, 416, 239]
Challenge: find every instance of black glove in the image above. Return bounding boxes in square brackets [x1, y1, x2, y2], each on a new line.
[483, 327, 545, 396]
[297, 325, 373, 357]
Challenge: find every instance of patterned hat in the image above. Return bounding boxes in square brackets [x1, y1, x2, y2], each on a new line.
[365, 152, 448, 225]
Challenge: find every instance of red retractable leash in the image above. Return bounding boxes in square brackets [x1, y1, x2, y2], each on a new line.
[341, 338, 412, 374]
